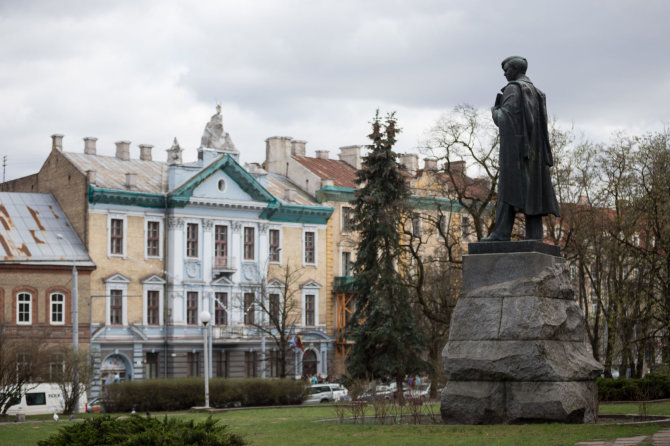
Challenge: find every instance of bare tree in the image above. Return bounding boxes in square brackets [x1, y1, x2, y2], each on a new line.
[0, 326, 47, 416]
[51, 348, 94, 415]
[249, 262, 305, 378]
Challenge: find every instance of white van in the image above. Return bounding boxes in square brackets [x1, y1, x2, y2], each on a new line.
[3, 383, 86, 415]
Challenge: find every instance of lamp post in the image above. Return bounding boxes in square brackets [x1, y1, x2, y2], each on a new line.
[199, 310, 212, 408]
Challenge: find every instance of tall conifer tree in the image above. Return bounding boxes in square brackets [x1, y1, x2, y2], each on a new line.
[346, 111, 429, 388]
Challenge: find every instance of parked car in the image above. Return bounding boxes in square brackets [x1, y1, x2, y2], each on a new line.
[85, 397, 104, 414]
[304, 384, 349, 403]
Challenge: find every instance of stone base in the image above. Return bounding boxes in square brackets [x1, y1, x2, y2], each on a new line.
[441, 380, 598, 424]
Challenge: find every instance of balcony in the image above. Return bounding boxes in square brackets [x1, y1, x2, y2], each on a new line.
[212, 256, 236, 276]
[333, 276, 356, 292]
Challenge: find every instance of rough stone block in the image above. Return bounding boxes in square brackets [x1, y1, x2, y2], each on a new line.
[441, 381, 506, 424]
[448, 297, 502, 341]
[463, 252, 565, 292]
[506, 381, 598, 424]
[466, 262, 574, 300]
[499, 297, 585, 341]
[444, 340, 603, 382]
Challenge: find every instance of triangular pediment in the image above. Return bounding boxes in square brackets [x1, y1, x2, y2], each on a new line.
[168, 155, 275, 208]
[300, 280, 321, 289]
[141, 274, 166, 284]
[267, 279, 285, 288]
[103, 273, 131, 283]
[212, 276, 234, 286]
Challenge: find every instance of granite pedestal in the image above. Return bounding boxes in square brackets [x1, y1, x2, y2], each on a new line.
[440, 241, 602, 424]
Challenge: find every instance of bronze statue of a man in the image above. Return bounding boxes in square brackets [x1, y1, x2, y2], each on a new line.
[482, 56, 560, 242]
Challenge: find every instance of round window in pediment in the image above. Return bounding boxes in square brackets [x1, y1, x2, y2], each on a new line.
[217, 178, 226, 193]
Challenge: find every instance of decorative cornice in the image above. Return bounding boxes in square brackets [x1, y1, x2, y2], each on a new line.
[260, 201, 333, 225]
[88, 185, 166, 208]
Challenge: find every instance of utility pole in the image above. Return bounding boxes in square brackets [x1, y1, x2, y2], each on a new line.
[2, 155, 6, 182]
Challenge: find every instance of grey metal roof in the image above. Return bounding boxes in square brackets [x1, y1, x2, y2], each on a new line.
[63, 152, 168, 194]
[0, 192, 93, 265]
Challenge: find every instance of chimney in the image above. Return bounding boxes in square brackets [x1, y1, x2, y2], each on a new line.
[139, 144, 153, 161]
[115, 140, 131, 161]
[315, 150, 329, 160]
[321, 178, 334, 188]
[87, 170, 97, 185]
[339, 145, 362, 169]
[398, 153, 418, 175]
[284, 188, 297, 202]
[83, 137, 97, 155]
[424, 157, 438, 171]
[125, 172, 137, 189]
[291, 140, 306, 157]
[446, 160, 466, 175]
[577, 195, 590, 206]
[51, 134, 64, 152]
[265, 136, 293, 175]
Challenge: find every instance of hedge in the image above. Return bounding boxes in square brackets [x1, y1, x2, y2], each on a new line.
[38, 415, 245, 446]
[102, 378, 308, 413]
[598, 374, 670, 401]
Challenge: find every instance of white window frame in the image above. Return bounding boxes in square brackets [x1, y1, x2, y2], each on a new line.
[243, 226, 256, 261]
[302, 228, 318, 267]
[142, 280, 165, 326]
[50, 292, 65, 325]
[341, 205, 354, 233]
[145, 218, 163, 260]
[185, 221, 200, 259]
[186, 290, 200, 325]
[17, 292, 32, 325]
[213, 224, 230, 261]
[301, 284, 320, 327]
[268, 227, 282, 264]
[105, 279, 129, 326]
[107, 214, 127, 258]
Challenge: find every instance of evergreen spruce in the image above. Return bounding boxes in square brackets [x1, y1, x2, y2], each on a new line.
[346, 111, 429, 389]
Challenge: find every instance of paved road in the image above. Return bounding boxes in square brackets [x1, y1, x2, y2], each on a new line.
[576, 428, 670, 446]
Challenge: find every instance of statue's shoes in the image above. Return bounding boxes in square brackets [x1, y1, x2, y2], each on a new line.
[480, 233, 511, 242]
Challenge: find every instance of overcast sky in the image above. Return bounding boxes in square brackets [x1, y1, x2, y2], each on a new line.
[1, 0, 669, 181]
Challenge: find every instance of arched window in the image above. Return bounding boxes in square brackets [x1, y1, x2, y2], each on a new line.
[17, 292, 32, 324]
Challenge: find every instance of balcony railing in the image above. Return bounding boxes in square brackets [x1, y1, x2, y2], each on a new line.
[333, 276, 356, 292]
[213, 256, 236, 274]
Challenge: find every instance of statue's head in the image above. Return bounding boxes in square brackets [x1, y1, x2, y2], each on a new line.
[501, 56, 527, 81]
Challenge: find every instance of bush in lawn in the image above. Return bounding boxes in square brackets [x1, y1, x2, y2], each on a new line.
[598, 374, 670, 401]
[37, 415, 245, 446]
[103, 378, 307, 412]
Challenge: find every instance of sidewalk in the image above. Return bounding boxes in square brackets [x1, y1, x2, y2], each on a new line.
[575, 428, 670, 446]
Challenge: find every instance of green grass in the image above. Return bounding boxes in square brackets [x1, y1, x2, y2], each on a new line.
[599, 401, 670, 416]
[1, 405, 669, 446]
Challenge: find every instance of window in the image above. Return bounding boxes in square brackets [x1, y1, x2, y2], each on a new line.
[269, 293, 280, 323]
[215, 292, 227, 325]
[245, 351, 258, 377]
[244, 227, 255, 260]
[215, 351, 229, 378]
[305, 294, 315, 326]
[25, 393, 46, 406]
[304, 231, 315, 264]
[50, 293, 65, 325]
[342, 252, 352, 277]
[110, 290, 123, 325]
[412, 214, 421, 236]
[187, 292, 198, 325]
[49, 353, 65, 381]
[110, 218, 124, 255]
[147, 290, 159, 325]
[17, 292, 32, 324]
[214, 225, 228, 262]
[269, 229, 280, 262]
[268, 350, 279, 378]
[186, 223, 199, 258]
[187, 352, 200, 377]
[461, 216, 471, 241]
[145, 352, 158, 379]
[244, 293, 255, 325]
[341, 206, 354, 232]
[146, 221, 160, 257]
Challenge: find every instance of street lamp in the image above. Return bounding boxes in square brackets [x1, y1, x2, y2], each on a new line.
[199, 310, 212, 408]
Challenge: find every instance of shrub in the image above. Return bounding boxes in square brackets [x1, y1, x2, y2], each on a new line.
[38, 415, 245, 446]
[103, 378, 307, 412]
[598, 374, 670, 401]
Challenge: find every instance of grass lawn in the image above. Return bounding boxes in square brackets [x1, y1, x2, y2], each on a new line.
[1, 404, 669, 446]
